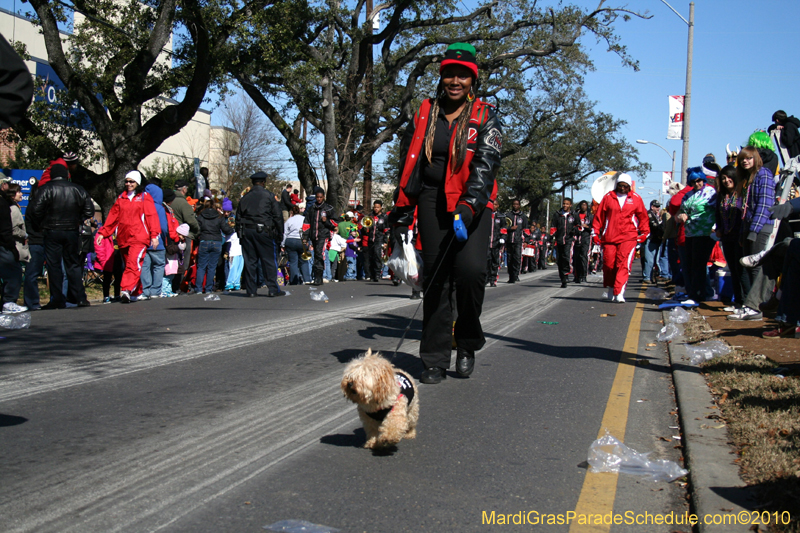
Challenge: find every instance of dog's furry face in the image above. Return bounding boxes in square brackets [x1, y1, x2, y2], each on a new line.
[341, 349, 399, 408]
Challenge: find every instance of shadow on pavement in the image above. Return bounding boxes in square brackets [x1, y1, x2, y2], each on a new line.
[0, 414, 28, 427]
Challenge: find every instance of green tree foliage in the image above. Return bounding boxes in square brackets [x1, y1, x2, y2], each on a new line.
[1, 79, 102, 170]
[497, 84, 650, 221]
[233, 0, 649, 213]
[13, 0, 304, 209]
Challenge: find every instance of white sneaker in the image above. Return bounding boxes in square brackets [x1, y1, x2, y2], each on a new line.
[722, 305, 739, 313]
[2, 302, 28, 314]
[727, 307, 762, 321]
[613, 294, 626, 303]
[740, 249, 769, 268]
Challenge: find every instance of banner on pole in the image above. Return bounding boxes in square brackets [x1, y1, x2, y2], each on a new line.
[662, 171, 673, 193]
[667, 95, 684, 140]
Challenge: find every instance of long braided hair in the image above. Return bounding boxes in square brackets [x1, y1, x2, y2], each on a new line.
[424, 80, 476, 174]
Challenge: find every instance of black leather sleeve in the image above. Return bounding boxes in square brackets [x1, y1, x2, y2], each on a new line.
[395, 121, 416, 194]
[460, 107, 502, 215]
[272, 197, 284, 237]
[80, 187, 93, 221]
[0, 33, 34, 129]
[389, 122, 418, 228]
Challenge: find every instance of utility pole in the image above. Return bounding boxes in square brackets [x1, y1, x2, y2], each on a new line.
[362, 0, 374, 209]
[661, 1, 694, 184]
[681, 2, 694, 185]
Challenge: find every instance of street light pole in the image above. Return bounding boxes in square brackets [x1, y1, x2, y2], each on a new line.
[660, 0, 694, 184]
[637, 139, 676, 204]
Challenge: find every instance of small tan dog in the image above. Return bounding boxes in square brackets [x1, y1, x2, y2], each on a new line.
[340, 349, 419, 449]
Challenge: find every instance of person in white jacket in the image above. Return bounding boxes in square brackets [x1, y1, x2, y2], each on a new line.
[224, 231, 243, 291]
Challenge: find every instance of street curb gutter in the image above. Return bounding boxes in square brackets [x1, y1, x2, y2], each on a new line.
[662, 310, 758, 532]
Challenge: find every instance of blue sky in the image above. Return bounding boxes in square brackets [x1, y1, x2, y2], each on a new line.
[575, 0, 800, 203]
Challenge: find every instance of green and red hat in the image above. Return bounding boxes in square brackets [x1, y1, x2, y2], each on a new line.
[440, 43, 478, 79]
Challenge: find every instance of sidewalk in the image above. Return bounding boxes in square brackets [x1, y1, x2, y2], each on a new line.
[697, 301, 800, 370]
[660, 296, 800, 533]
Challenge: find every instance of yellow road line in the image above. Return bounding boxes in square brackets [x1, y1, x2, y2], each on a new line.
[569, 290, 645, 533]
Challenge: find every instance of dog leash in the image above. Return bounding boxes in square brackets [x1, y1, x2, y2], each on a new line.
[391, 232, 456, 360]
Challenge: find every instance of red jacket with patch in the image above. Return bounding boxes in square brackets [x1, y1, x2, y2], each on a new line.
[592, 190, 650, 245]
[99, 191, 160, 247]
[393, 97, 502, 222]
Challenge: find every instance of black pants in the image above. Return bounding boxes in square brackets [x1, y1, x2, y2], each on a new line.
[721, 240, 747, 305]
[684, 236, 716, 302]
[356, 248, 367, 280]
[44, 229, 86, 306]
[311, 236, 327, 282]
[538, 245, 547, 269]
[741, 230, 771, 302]
[556, 241, 573, 283]
[368, 242, 384, 280]
[241, 229, 280, 295]
[574, 243, 590, 281]
[487, 244, 502, 282]
[417, 186, 492, 370]
[507, 241, 522, 281]
[102, 250, 124, 299]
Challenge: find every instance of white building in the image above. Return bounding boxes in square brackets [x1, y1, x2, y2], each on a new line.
[0, 6, 237, 190]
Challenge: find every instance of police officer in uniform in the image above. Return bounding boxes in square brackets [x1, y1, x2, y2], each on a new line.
[365, 200, 389, 282]
[506, 199, 527, 283]
[235, 172, 285, 297]
[486, 212, 506, 287]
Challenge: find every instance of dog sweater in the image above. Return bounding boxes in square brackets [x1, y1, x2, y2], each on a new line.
[365, 373, 415, 422]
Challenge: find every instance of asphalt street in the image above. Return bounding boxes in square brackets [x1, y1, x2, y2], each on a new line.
[0, 267, 690, 533]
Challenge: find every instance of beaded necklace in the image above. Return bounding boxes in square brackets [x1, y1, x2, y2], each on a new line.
[720, 191, 739, 234]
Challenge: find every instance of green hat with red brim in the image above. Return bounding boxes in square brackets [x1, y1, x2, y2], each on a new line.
[440, 43, 478, 79]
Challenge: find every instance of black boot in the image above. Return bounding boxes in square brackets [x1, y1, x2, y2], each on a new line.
[421, 367, 447, 384]
[456, 347, 475, 377]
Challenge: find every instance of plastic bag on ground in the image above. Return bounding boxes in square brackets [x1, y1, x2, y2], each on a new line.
[588, 432, 688, 482]
[386, 230, 423, 292]
[310, 291, 329, 302]
[0, 313, 31, 329]
[645, 287, 669, 301]
[668, 307, 691, 324]
[686, 339, 731, 364]
[699, 339, 730, 356]
[204, 294, 221, 301]
[656, 323, 679, 342]
[685, 345, 714, 365]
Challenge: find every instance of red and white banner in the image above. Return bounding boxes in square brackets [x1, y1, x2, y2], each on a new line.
[668, 95, 684, 140]
[662, 171, 673, 193]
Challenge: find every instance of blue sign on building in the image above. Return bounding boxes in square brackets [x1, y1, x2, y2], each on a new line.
[3, 169, 43, 216]
[34, 60, 94, 131]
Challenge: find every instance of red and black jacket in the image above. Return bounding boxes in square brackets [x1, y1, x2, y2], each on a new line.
[390, 97, 502, 226]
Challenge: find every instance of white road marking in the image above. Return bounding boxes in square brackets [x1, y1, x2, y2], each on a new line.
[2, 271, 572, 532]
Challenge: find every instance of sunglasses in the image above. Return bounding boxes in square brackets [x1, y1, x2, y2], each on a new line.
[124, 180, 137, 184]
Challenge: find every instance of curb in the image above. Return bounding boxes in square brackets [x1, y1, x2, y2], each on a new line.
[663, 310, 758, 532]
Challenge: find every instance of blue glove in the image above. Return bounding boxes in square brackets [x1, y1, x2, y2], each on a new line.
[453, 206, 473, 242]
